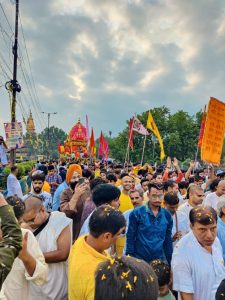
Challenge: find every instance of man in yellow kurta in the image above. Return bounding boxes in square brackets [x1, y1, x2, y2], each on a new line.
[116, 175, 134, 256]
[119, 175, 133, 213]
[68, 205, 126, 300]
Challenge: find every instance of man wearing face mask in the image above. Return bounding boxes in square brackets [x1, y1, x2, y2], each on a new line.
[23, 171, 53, 212]
[60, 172, 91, 241]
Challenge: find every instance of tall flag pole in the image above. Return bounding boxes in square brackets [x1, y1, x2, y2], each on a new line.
[194, 104, 207, 167]
[90, 127, 95, 157]
[85, 114, 90, 147]
[146, 111, 165, 162]
[125, 118, 134, 164]
[198, 105, 207, 149]
[98, 131, 104, 158]
[98, 131, 109, 160]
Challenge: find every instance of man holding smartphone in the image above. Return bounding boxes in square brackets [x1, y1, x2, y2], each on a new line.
[0, 136, 8, 167]
[60, 174, 91, 241]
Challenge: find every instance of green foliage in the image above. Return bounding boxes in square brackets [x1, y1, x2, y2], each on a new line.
[24, 127, 67, 159]
[0, 161, 35, 189]
[109, 106, 203, 163]
[38, 126, 67, 159]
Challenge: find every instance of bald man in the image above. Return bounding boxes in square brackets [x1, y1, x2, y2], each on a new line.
[178, 185, 205, 221]
[23, 196, 72, 300]
[204, 180, 225, 210]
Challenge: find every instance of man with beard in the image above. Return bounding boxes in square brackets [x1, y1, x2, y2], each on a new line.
[126, 183, 173, 264]
[23, 171, 52, 212]
[60, 172, 90, 241]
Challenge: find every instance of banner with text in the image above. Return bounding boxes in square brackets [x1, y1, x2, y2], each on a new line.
[201, 97, 225, 164]
[4, 122, 24, 149]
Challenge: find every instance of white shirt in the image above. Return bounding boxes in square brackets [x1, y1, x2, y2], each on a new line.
[7, 173, 23, 199]
[79, 212, 93, 237]
[0, 229, 48, 300]
[172, 211, 189, 243]
[29, 211, 72, 300]
[0, 144, 7, 165]
[172, 231, 225, 300]
[23, 192, 53, 212]
[178, 201, 194, 221]
[204, 192, 220, 210]
[178, 192, 185, 206]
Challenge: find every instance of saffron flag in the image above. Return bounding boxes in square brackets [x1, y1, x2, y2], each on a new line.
[90, 127, 95, 157]
[98, 131, 104, 157]
[146, 111, 165, 161]
[133, 115, 149, 135]
[98, 131, 109, 159]
[86, 114, 90, 147]
[104, 139, 109, 159]
[128, 118, 134, 150]
[201, 97, 225, 164]
[198, 105, 207, 149]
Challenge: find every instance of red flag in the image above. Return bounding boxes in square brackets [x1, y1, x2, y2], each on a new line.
[98, 131, 109, 159]
[86, 114, 90, 146]
[90, 127, 95, 156]
[98, 131, 104, 157]
[198, 105, 207, 149]
[104, 139, 109, 159]
[128, 118, 134, 150]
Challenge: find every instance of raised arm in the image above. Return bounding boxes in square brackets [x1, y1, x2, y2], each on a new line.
[0, 195, 22, 289]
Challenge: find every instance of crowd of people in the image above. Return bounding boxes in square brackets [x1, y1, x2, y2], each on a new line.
[1, 156, 225, 299]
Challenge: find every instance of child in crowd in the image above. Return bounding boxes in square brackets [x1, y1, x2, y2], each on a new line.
[95, 256, 158, 300]
[151, 260, 175, 300]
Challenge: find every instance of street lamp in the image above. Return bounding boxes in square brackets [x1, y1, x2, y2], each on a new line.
[42, 112, 57, 160]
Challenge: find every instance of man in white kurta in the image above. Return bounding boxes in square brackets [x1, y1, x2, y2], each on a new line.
[204, 180, 225, 210]
[0, 137, 8, 166]
[23, 198, 72, 300]
[7, 166, 23, 199]
[172, 206, 225, 300]
[178, 185, 204, 221]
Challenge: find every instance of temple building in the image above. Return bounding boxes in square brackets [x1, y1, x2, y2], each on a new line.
[58, 118, 88, 158]
[26, 111, 36, 134]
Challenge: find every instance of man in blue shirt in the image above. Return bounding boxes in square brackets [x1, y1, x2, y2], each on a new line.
[125, 183, 173, 264]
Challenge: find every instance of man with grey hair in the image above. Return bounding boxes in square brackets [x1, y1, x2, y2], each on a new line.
[172, 206, 225, 300]
[122, 189, 144, 255]
[124, 189, 144, 228]
[205, 180, 225, 210]
[217, 194, 225, 260]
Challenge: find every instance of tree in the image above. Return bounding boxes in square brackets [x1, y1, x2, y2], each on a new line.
[109, 106, 202, 163]
[38, 126, 67, 159]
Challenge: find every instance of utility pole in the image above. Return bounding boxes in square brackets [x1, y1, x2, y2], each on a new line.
[5, 0, 21, 164]
[42, 112, 57, 160]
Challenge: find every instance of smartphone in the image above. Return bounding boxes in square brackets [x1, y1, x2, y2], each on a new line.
[77, 177, 86, 185]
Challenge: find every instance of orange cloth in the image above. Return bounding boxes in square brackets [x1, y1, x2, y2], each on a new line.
[42, 181, 50, 193]
[115, 179, 121, 187]
[66, 164, 82, 183]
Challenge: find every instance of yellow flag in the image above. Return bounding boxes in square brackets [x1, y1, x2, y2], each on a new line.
[146, 112, 165, 161]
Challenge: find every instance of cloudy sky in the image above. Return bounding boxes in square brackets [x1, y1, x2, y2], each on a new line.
[0, 0, 225, 139]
